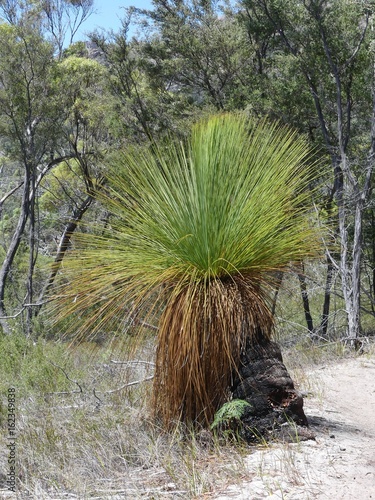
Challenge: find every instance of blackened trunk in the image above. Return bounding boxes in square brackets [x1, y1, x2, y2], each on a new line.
[231, 339, 313, 442]
[297, 269, 314, 334]
[319, 255, 335, 338]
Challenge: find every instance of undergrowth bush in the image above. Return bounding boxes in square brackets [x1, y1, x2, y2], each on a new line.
[0, 333, 77, 398]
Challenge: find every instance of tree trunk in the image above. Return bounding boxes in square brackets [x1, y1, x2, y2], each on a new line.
[297, 266, 314, 334]
[26, 175, 37, 336]
[349, 200, 363, 340]
[37, 194, 93, 308]
[270, 271, 283, 316]
[319, 255, 335, 338]
[338, 152, 373, 342]
[231, 339, 313, 442]
[0, 172, 30, 334]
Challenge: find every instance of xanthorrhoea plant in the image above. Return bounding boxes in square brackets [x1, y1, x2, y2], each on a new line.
[52, 114, 321, 427]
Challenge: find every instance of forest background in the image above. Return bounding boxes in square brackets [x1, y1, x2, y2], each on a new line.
[0, 0, 374, 345]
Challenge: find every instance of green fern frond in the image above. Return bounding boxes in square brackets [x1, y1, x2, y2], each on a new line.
[210, 399, 252, 431]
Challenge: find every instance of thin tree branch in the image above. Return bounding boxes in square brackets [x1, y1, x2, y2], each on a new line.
[0, 181, 24, 207]
[341, 11, 370, 71]
[0, 301, 50, 319]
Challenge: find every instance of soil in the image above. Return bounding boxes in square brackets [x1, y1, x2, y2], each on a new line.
[206, 355, 375, 500]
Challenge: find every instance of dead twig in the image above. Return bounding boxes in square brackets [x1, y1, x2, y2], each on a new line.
[110, 359, 156, 367]
[97, 375, 154, 394]
[47, 360, 83, 394]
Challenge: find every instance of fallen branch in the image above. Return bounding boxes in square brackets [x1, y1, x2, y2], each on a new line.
[97, 375, 154, 394]
[110, 360, 156, 367]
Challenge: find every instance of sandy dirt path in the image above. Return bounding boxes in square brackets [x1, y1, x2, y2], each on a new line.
[208, 356, 375, 500]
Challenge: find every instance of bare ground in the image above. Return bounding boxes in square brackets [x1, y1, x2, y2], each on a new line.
[206, 356, 375, 500]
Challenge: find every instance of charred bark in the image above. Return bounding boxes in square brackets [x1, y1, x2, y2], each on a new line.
[231, 339, 314, 443]
[297, 268, 314, 334]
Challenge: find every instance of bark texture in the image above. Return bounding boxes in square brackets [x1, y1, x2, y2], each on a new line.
[231, 340, 313, 442]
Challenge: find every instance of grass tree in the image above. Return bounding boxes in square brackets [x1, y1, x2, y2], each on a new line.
[52, 114, 321, 428]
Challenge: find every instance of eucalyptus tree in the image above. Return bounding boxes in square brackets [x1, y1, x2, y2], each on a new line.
[91, 27, 161, 144]
[37, 53, 113, 305]
[41, 0, 94, 58]
[134, 0, 254, 113]
[0, 0, 94, 58]
[0, 12, 109, 334]
[90, 20, 204, 145]
[52, 114, 321, 428]
[0, 21, 68, 334]
[240, 0, 375, 339]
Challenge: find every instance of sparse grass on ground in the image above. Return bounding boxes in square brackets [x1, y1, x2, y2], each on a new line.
[1, 329, 374, 499]
[0, 333, 253, 499]
[1, 266, 374, 499]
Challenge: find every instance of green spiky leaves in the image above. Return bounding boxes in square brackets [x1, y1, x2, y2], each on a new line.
[109, 115, 317, 279]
